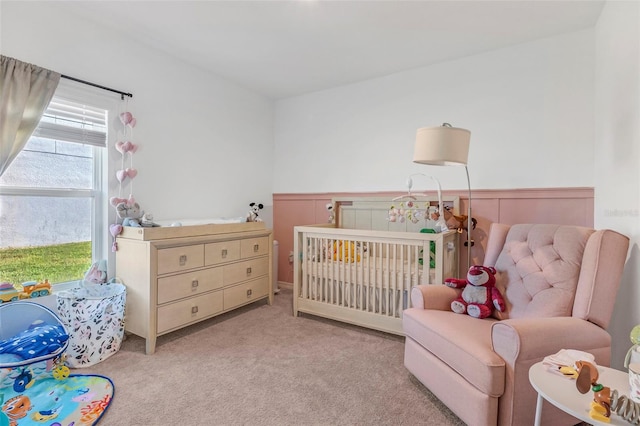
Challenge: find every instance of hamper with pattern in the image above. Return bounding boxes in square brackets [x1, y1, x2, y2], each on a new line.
[56, 282, 126, 368]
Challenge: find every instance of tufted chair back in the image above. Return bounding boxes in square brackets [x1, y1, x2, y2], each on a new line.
[483, 223, 627, 328]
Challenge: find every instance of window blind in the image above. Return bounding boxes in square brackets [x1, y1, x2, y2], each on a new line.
[32, 97, 107, 147]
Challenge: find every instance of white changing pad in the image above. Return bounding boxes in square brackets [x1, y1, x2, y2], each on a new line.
[155, 217, 246, 227]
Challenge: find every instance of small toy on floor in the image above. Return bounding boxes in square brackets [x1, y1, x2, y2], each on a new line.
[0, 280, 51, 302]
[84, 260, 107, 284]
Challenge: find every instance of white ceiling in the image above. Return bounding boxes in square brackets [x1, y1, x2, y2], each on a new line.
[64, 0, 605, 99]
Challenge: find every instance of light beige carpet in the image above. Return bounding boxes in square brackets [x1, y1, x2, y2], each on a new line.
[79, 286, 464, 426]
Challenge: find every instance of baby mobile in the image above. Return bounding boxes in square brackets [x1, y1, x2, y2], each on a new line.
[387, 199, 440, 225]
[387, 174, 448, 232]
[108, 109, 141, 252]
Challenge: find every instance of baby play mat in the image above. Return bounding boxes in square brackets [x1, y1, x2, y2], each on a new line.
[0, 374, 113, 426]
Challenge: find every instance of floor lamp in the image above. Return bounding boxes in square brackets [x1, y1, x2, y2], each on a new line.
[413, 123, 472, 270]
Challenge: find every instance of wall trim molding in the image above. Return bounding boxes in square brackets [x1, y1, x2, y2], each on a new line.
[273, 187, 594, 201]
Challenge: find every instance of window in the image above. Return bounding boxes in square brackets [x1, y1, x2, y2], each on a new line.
[0, 82, 109, 288]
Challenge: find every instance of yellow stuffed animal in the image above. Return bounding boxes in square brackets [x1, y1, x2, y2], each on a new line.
[332, 240, 360, 263]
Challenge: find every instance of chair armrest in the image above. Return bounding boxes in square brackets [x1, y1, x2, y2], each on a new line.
[410, 284, 461, 310]
[492, 317, 611, 365]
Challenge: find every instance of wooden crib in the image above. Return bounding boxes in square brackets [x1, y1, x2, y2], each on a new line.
[293, 196, 459, 335]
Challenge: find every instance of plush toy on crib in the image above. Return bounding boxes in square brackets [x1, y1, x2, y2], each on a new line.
[445, 265, 505, 319]
[332, 240, 360, 263]
[326, 202, 335, 224]
[246, 202, 263, 222]
[442, 205, 477, 233]
[387, 206, 399, 223]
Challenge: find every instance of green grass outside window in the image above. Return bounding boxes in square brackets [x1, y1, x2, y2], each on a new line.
[0, 242, 92, 285]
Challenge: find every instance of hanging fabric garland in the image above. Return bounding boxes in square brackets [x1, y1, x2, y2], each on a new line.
[109, 102, 139, 252]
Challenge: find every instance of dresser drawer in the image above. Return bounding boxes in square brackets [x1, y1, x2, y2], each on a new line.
[223, 276, 269, 310]
[223, 257, 269, 285]
[157, 245, 204, 275]
[157, 267, 224, 304]
[157, 291, 223, 334]
[205, 240, 240, 265]
[240, 237, 269, 259]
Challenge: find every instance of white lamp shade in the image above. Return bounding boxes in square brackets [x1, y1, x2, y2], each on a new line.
[414, 126, 470, 166]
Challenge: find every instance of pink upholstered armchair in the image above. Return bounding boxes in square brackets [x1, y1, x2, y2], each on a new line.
[403, 223, 629, 426]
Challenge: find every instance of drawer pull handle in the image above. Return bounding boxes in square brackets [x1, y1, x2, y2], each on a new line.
[253, 244, 259, 252]
[222, 249, 228, 258]
[192, 280, 199, 289]
[246, 267, 252, 275]
[247, 289, 252, 298]
[179, 255, 187, 266]
[192, 306, 199, 314]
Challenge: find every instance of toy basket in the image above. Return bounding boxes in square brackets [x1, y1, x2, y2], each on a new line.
[0, 302, 70, 391]
[56, 282, 126, 368]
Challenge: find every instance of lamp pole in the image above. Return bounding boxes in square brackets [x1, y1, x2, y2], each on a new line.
[464, 165, 472, 270]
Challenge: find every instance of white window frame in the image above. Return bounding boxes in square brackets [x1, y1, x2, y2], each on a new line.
[0, 79, 118, 289]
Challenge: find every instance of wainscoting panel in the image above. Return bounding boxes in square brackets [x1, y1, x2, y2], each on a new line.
[273, 188, 594, 284]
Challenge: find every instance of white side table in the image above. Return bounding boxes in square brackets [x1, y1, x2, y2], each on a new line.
[529, 361, 631, 426]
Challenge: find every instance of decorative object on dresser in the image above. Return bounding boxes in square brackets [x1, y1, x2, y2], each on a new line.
[246, 202, 264, 222]
[116, 221, 273, 354]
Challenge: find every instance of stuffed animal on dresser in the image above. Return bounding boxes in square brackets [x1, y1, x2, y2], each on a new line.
[246, 202, 264, 222]
[116, 201, 144, 227]
[444, 265, 505, 319]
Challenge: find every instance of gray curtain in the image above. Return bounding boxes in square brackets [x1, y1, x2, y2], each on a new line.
[0, 55, 60, 176]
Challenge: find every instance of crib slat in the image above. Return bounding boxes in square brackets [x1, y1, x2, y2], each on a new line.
[301, 232, 308, 300]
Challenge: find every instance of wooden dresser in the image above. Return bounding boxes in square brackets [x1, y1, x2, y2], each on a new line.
[115, 222, 272, 354]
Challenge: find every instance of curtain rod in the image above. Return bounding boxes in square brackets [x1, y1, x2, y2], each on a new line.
[61, 74, 133, 100]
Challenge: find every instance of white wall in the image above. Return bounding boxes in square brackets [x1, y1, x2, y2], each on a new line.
[274, 30, 595, 193]
[1, 2, 274, 276]
[595, 0, 640, 370]
[1, 2, 274, 222]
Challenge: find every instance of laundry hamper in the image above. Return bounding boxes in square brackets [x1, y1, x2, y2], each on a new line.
[56, 282, 126, 368]
[0, 302, 70, 391]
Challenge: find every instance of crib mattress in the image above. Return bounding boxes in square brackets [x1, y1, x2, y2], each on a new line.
[303, 256, 436, 287]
